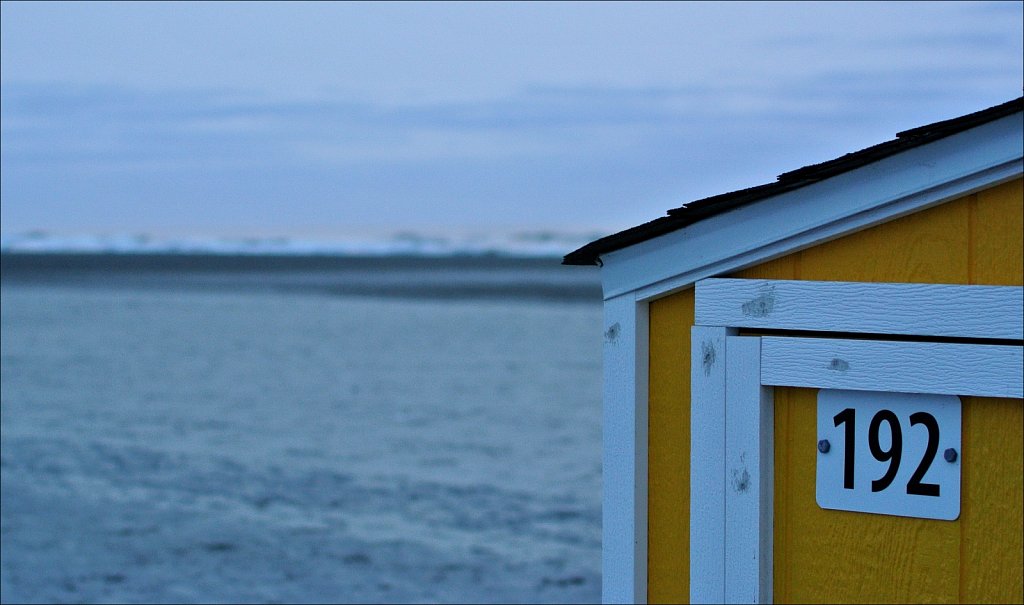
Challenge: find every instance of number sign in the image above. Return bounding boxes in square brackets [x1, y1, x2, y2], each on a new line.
[816, 390, 961, 520]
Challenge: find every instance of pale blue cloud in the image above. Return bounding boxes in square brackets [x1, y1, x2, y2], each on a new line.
[1, 1, 1021, 236]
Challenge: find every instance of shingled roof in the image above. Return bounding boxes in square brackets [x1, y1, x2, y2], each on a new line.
[563, 96, 1024, 266]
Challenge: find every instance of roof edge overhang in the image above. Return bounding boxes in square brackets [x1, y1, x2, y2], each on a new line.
[592, 110, 1023, 302]
[565, 97, 1024, 270]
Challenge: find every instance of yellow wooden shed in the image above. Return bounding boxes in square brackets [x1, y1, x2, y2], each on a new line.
[565, 97, 1024, 604]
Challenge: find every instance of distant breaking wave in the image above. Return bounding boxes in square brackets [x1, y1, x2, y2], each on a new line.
[0, 229, 607, 258]
[0, 232, 604, 303]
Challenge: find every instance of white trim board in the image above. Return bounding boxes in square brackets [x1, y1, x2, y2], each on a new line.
[761, 337, 1024, 398]
[696, 279, 1024, 340]
[691, 330, 776, 605]
[598, 112, 1023, 302]
[724, 336, 773, 604]
[689, 326, 732, 603]
[601, 293, 648, 604]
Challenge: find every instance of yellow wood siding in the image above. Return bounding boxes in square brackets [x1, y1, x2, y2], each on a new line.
[647, 177, 1023, 603]
[772, 390, 1022, 603]
[648, 288, 695, 602]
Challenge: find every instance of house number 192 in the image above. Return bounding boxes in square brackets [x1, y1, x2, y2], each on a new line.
[833, 407, 941, 496]
[817, 390, 960, 520]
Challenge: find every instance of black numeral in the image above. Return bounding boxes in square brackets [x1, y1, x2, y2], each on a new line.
[868, 410, 902, 492]
[906, 412, 940, 496]
[834, 407, 856, 489]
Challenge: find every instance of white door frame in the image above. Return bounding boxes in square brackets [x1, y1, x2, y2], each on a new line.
[690, 278, 1024, 604]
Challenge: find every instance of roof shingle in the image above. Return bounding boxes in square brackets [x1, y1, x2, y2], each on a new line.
[563, 96, 1024, 266]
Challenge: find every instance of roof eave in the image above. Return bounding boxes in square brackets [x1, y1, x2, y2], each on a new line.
[564, 96, 1024, 267]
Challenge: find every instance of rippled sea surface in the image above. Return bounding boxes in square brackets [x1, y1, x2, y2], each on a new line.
[0, 255, 603, 603]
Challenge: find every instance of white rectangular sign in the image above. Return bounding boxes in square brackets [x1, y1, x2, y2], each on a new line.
[816, 390, 961, 521]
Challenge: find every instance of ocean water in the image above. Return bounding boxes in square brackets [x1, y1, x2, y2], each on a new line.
[0, 255, 603, 604]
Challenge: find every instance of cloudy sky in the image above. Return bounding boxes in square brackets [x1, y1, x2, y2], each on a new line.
[2, 1, 1022, 240]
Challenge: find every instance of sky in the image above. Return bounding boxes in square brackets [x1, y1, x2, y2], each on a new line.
[1, 1, 1022, 241]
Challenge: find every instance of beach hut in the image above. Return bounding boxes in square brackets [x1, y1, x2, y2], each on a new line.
[564, 97, 1024, 604]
